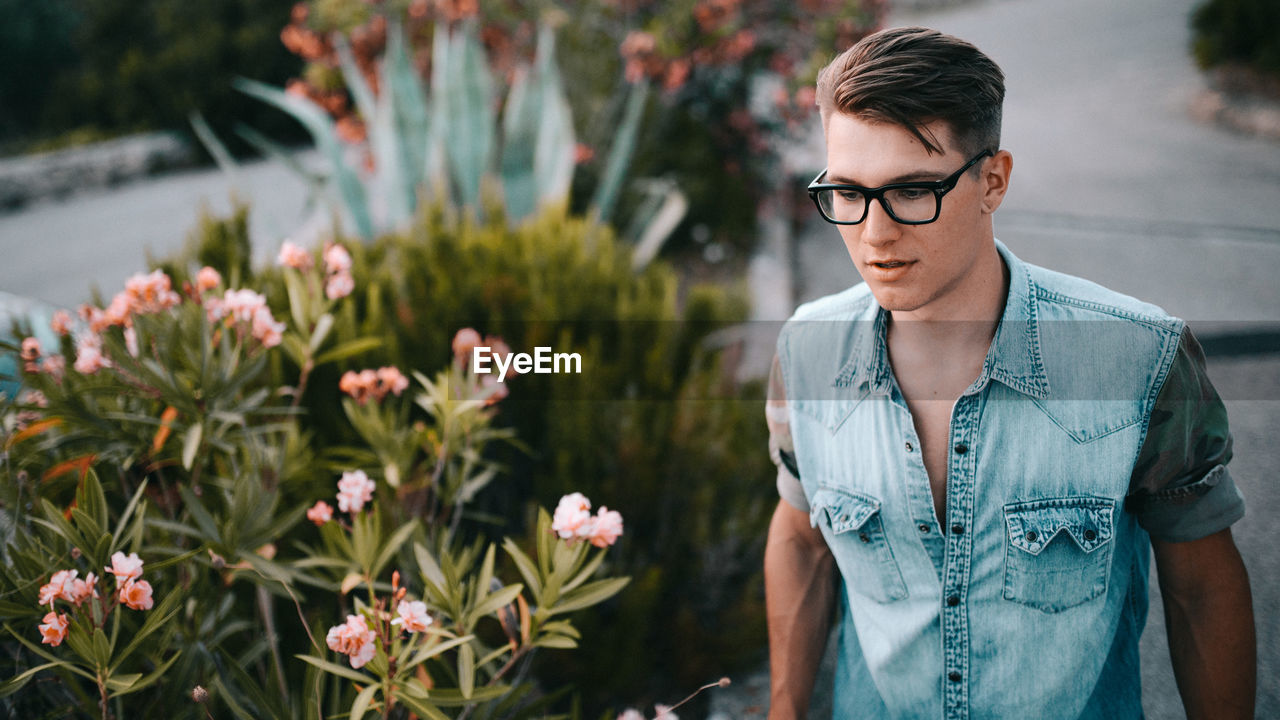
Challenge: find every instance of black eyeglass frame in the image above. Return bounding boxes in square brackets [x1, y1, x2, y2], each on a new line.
[806, 149, 994, 226]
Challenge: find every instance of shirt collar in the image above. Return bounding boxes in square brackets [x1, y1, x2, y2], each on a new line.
[831, 239, 1051, 399]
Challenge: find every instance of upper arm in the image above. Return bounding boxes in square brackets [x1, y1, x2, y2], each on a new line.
[1151, 528, 1249, 600]
[1126, 328, 1245, 543]
[768, 353, 810, 513]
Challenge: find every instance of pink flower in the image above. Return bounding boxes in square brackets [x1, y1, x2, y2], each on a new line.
[326, 614, 377, 668]
[21, 337, 42, 373]
[41, 354, 65, 381]
[452, 328, 482, 361]
[250, 306, 285, 348]
[480, 373, 509, 405]
[586, 507, 624, 548]
[74, 336, 109, 375]
[100, 293, 132, 330]
[195, 266, 222, 293]
[392, 599, 433, 633]
[323, 243, 353, 275]
[68, 572, 98, 606]
[105, 551, 144, 583]
[654, 705, 678, 720]
[325, 271, 354, 300]
[277, 240, 313, 270]
[218, 289, 269, 323]
[38, 570, 78, 606]
[118, 579, 154, 611]
[307, 500, 333, 526]
[551, 493, 593, 539]
[51, 310, 73, 336]
[38, 611, 69, 647]
[336, 470, 375, 513]
[123, 270, 181, 315]
[19, 389, 47, 408]
[376, 367, 409, 397]
[617, 711, 646, 720]
[339, 369, 378, 404]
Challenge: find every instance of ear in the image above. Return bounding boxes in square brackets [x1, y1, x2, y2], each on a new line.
[980, 150, 1013, 214]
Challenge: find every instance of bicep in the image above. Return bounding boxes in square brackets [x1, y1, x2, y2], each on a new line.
[1152, 528, 1248, 600]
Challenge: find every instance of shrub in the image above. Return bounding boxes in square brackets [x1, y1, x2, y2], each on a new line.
[1191, 0, 1280, 77]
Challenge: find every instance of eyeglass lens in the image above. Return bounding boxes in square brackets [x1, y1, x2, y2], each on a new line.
[814, 187, 938, 224]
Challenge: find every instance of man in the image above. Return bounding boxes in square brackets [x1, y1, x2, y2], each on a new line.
[763, 26, 1255, 720]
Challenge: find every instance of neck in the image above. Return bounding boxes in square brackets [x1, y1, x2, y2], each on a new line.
[888, 244, 1010, 352]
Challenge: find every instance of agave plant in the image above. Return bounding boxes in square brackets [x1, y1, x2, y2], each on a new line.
[195, 17, 679, 268]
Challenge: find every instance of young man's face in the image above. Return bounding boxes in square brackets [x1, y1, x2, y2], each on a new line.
[823, 113, 1010, 320]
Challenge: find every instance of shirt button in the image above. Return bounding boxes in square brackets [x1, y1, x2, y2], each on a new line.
[918, 523, 930, 534]
[1084, 529, 1097, 541]
[951, 524, 964, 535]
[1025, 530, 1038, 543]
[947, 595, 960, 607]
[858, 532, 870, 544]
[948, 671, 962, 682]
[905, 441, 914, 452]
[954, 443, 968, 455]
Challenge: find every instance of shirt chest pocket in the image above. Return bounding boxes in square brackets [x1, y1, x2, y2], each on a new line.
[810, 487, 908, 603]
[1002, 497, 1116, 613]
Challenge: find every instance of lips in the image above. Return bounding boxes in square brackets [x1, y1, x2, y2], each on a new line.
[863, 259, 915, 282]
[867, 259, 911, 269]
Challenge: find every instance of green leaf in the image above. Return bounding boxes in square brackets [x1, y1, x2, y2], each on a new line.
[308, 313, 335, 354]
[371, 520, 419, 579]
[105, 672, 142, 693]
[469, 584, 523, 625]
[536, 634, 578, 649]
[394, 689, 451, 720]
[182, 421, 203, 471]
[295, 653, 372, 685]
[442, 20, 495, 214]
[457, 642, 475, 699]
[314, 337, 384, 366]
[546, 577, 630, 617]
[110, 479, 149, 555]
[177, 486, 220, 545]
[590, 78, 649, 225]
[349, 682, 379, 720]
[414, 542, 447, 592]
[501, 539, 542, 601]
[0, 662, 63, 698]
[109, 587, 183, 672]
[402, 634, 472, 671]
[112, 650, 180, 695]
[2, 623, 96, 681]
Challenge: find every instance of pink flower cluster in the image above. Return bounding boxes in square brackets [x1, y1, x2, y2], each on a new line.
[338, 366, 410, 405]
[551, 493, 625, 548]
[277, 240, 313, 271]
[451, 328, 513, 406]
[336, 470, 376, 513]
[326, 613, 377, 668]
[323, 243, 354, 300]
[36, 551, 153, 647]
[195, 266, 222, 294]
[206, 288, 286, 348]
[391, 599, 433, 633]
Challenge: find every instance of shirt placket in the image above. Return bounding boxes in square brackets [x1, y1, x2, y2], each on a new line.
[942, 391, 982, 720]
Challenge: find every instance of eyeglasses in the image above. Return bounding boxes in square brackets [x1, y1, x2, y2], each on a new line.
[807, 150, 993, 225]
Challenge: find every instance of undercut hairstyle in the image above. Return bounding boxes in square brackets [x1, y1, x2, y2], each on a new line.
[816, 26, 1005, 158]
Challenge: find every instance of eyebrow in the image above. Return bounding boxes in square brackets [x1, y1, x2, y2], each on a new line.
[825, 169, 947, 185]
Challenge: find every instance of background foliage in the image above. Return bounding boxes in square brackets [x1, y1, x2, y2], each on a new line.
[1191, 0, 1280, 77]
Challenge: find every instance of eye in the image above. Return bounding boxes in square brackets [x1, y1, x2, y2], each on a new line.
[894, 187, 931, 201]
[836, 189, 864, 202]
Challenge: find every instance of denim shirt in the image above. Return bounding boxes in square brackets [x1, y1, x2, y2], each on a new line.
[771, 241, 1244, 720]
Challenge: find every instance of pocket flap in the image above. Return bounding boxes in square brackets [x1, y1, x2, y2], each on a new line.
[810, 487, 881, 534]
[1004, 497, 1115, 555]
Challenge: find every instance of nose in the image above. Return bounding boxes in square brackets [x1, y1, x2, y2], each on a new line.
[860, 196, 901, 247]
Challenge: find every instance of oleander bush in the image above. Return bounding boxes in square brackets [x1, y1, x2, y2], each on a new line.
[2, 203, 774, 716]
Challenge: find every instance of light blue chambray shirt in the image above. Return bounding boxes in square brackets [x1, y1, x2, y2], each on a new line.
[768, 240, 1244, 720]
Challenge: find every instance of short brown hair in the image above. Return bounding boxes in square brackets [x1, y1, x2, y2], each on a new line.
[816, 26, 1004, 157]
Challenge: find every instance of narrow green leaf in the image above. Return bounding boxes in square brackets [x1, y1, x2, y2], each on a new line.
[112, 651, 180, 696]
[403, 634, 472, 671]
[308, 313, 335, 354]
[190, 111, 242, 182]
[500, 539, 542, 601]
[314, 337, 384, 366]
[590, 78, 650, 225]
[110, 479, 149, 555]
[470, 584, 523, 625]
[413, 542, 447, 591]
[457, 642, 475, 699]
[295, 654, 373, 685]
[394, 689, 452, 720]
[104, 672, 142, 693]
[0, 662, 62, 698]
[370, 520, 419, 579]
[182, 421, 203, 471]
[536, 634, 578, 649]
[349, 682, 379, 720]
[546, 577, 630, 617]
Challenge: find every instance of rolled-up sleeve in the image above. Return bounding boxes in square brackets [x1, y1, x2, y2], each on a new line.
[1125, 328, 1245, 542]
[768, 354, 809, 513]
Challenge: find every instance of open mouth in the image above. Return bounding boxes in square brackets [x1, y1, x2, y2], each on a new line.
[871, 261, 908, 269]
